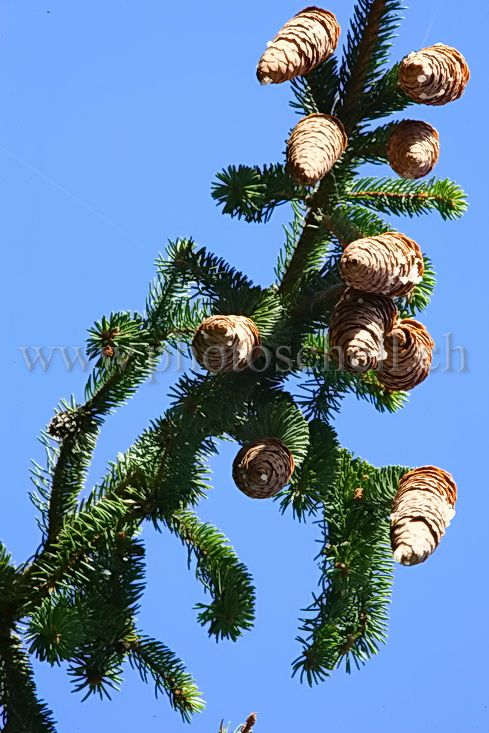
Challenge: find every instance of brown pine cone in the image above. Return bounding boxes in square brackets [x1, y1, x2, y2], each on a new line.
[192, 315, 262, 373]
[377, 318, 434, 391]
[340, 232, 424, 298]
[399, 43, 469, 106]
[287, 114, 348, 186]
[232, 438, 295, 499]
[257, 7, 340, 85]
[387, 120, 440, 179]
[328, 288, 397, 373]
[391, 466, 457, 565]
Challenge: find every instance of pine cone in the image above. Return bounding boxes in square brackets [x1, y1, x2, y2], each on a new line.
[192, 315, 262, 373]
[192, 316, 262, 373]
[391, 466, 457, 565]
[287, 114, 348, 186]
[328, 288, 397, 373]
[377, 318, 434, 391]
[399, 43, 469, 106]
[340, 232, 424, 298]
[232, 438, 295, 499]
[47, 410, 82, 440]
[387, 120, 440, 179]
[257, 7, 340, 85]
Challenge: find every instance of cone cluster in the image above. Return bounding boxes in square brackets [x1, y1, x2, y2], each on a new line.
[391, 466, 457, 565]
[232, 438, 295, 499]
[192, 315, 262, 373]
[377, 318, 434, 391]
[340, 232, 424, 298]
[287, 114, 348, 186]
[399, 43, 469, 106]
[387, 120, 440, 179]
[47, 410, 81, 440]
[257, 7, 340, 85]
[328, 289, 397, 373]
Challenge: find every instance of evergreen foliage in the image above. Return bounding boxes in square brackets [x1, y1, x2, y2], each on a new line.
[0, 0, 468, 729]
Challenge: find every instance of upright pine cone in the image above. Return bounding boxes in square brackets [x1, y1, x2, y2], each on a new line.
[256, 7, 340, 85]
[391, 466, 457, 565]
[377, 318, 434, 391]
[399, 44, 469, 106]
[287, 114, 348, 186]
[328, 288, 397, 373]
[387, 120, 440, 179]
[192, 315, 261, 373]
[340, 232, 424, 298]
[232, 438, 295, 499]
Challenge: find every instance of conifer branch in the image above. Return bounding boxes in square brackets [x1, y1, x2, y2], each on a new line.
[2, 1, 469, 724]
[166, 512, 256, 641]
[277, 420, 340, 520]
[296, 332, 408, 420]
[362, 63, 413, 121]
[324, 203, 395, 247]
[0, 632, 57, 733]
[337, 0, 403, 133]
[290, 57, 340, 115]
[278, 164, 355, 296]
[345, 177, 468, 219]
[127, 635, 205, 721]
[349, 121, 397, 163]
[293, 456, 409, 683]
[212, 164, 307, 223]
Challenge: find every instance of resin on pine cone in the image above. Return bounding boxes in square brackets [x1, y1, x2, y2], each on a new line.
[328, 288, 397, 373]
[399, 43, 469, 106]
[232, 438, 295, 499]
[287, 114, 348, 186]
[377, 318, 434, 391]
[340, 232, 424, 298]
[387, 120, 440, 179]
[391, 466, 457, 565]
[192, 315, 262, 373]
[257, 7, 340, 85]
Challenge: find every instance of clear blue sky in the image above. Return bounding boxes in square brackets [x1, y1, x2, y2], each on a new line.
[1, 1, 488, 731]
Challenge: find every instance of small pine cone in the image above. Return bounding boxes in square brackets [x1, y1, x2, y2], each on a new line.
[377, 318, 434, 391]
[192, 315, 262, 373]
[232, 438, 295, 499]
[387, 120, 440, 179]
[47, 410, 81, 440]
[399, 43, 469, 106]
[287, 114, 348, 186]
[328, 288, 397, 373]
[391, 466, 457, 565]
[257, 7, 340, 85]
[340, 232, 424, 298]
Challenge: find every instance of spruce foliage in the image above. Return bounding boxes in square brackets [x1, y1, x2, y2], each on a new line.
[0, 0, 468, 728]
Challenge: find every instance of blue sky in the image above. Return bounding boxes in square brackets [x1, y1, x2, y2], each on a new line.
[1, 0, 488, 730]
